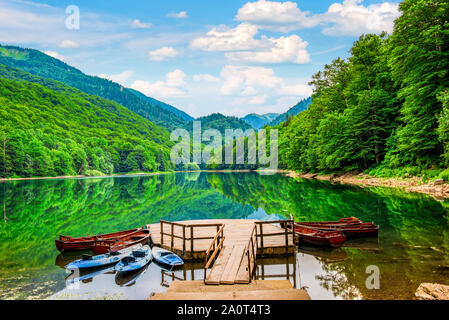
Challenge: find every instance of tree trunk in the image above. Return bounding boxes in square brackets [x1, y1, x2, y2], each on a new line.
[2, 133, 8, 177]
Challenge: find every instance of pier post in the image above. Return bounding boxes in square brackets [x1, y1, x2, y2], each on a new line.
[160, 220, 164, 246]
[182, 225, 186, 255]
[190, 226, 194, 258]
[171, 223, 174, 251]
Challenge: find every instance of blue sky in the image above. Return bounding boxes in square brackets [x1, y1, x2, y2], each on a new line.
[0, 0, 402, 117]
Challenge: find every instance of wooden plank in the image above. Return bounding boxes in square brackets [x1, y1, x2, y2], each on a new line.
[166, 280, 294, 293]
[151, 287, 311, 300]
[234, 252, 250, 284]
[205, 245, 232, 285]
[220, 245, 246, 284]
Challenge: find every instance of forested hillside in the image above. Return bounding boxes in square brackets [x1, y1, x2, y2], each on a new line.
[128, 88, 193, 122]
[194, 113, 253, 136]
[209, 0, 449, 179]
[0, 67, 174, 178]
[268, 97, 312, 127]
[277, 0, 449, 178]
[0, 45, 189, 130]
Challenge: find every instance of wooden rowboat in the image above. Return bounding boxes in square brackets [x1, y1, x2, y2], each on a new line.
[297, 218, 379, 238]
[292, 224, 346, 247]
[306, 222, 379, 238]
[55, 226, 149, 253]
[92, 229, 151, 254]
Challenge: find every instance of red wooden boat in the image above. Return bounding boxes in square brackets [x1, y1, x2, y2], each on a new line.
[92, 229, 151, 254]
[55, 226, 149, 253]
[292, 224, 346, 247]
[297, 218, 379, 238]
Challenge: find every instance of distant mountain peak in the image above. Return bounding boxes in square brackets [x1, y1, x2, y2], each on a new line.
[268, 97, 312, 127]
[241, 113, 280, 130]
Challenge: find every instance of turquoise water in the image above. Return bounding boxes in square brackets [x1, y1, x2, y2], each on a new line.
[0, 172, 448, 300]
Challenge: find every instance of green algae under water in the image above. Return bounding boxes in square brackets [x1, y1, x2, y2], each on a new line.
[0, 172, 448, 300]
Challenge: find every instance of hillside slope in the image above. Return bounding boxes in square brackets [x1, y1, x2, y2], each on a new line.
[194, 113, 253, 137]
[0, 66, 174, 178]
[268, 97, 312, 126]
[128, 88, 193, 122]
[0, 45, 188, 130]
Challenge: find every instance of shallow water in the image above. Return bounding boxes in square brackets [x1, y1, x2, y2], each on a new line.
[0, 172, 448, 300]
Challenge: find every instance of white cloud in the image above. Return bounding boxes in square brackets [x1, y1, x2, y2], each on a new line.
[277, 82, 313, 96]
[131, 69, 187, 99]
[190, 23, 261, 51]
[59, 40, 79, 48]
[322, 0, 400, 36]
[44, 50, 67, 62]
[235, 0, 399, 36]
[236, 0, 320, 32]
[167, 11, 188, 19]
[98, 70, 134, 85]
[218, 65, 312, 113]
[131, 19, 152, 29]
[148, 46, 180, 61]
[226, 35, 309, 64]
[220, 65, 281, 96]
[191, 23, 310, 64]
[193, 74, 220, 82]
[235, 94, 269, 105]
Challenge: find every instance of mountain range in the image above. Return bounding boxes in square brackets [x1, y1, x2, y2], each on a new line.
[241, 113, 280, 130]
[0, 44, 311, 178]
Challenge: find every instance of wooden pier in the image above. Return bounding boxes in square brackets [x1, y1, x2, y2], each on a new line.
[148, 219, 295, 285]
[150, 280, 311, 300]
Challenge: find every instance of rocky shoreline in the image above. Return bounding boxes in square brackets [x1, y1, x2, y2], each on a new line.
[283, 171, 449, 200]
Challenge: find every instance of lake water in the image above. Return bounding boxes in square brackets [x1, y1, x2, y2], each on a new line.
[0, 172, 448, 300]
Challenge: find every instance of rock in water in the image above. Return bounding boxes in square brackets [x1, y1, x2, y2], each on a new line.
[416, 283, 449, 300]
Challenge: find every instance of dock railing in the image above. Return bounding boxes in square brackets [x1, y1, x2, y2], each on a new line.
[203, 224, 226, 281]
[255, 219, 295, 253]
[244, 224, 258, 283]
[159, 220, 224, 258]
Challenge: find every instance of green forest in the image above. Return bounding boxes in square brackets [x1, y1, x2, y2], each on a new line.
[0, 45, 188, 131]
[276, 0, 449, 178]
[0, 65, 174, 178]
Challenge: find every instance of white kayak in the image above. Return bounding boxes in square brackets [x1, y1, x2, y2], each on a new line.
[152, 246, 184, 269]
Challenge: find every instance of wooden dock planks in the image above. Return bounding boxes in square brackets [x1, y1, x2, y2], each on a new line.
[149, 219, 295, 286]
[219, 245, 247, 284]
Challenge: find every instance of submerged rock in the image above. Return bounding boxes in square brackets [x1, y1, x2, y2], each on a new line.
[416, 283, 449, 300]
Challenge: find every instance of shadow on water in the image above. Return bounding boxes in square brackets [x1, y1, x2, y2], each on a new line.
[0, 172, 448, 299]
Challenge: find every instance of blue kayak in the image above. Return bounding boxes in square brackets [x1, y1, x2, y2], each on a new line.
[66, 244, 142, 270]
[115, 245, 152, 273]
[152, 246, 184, 269]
